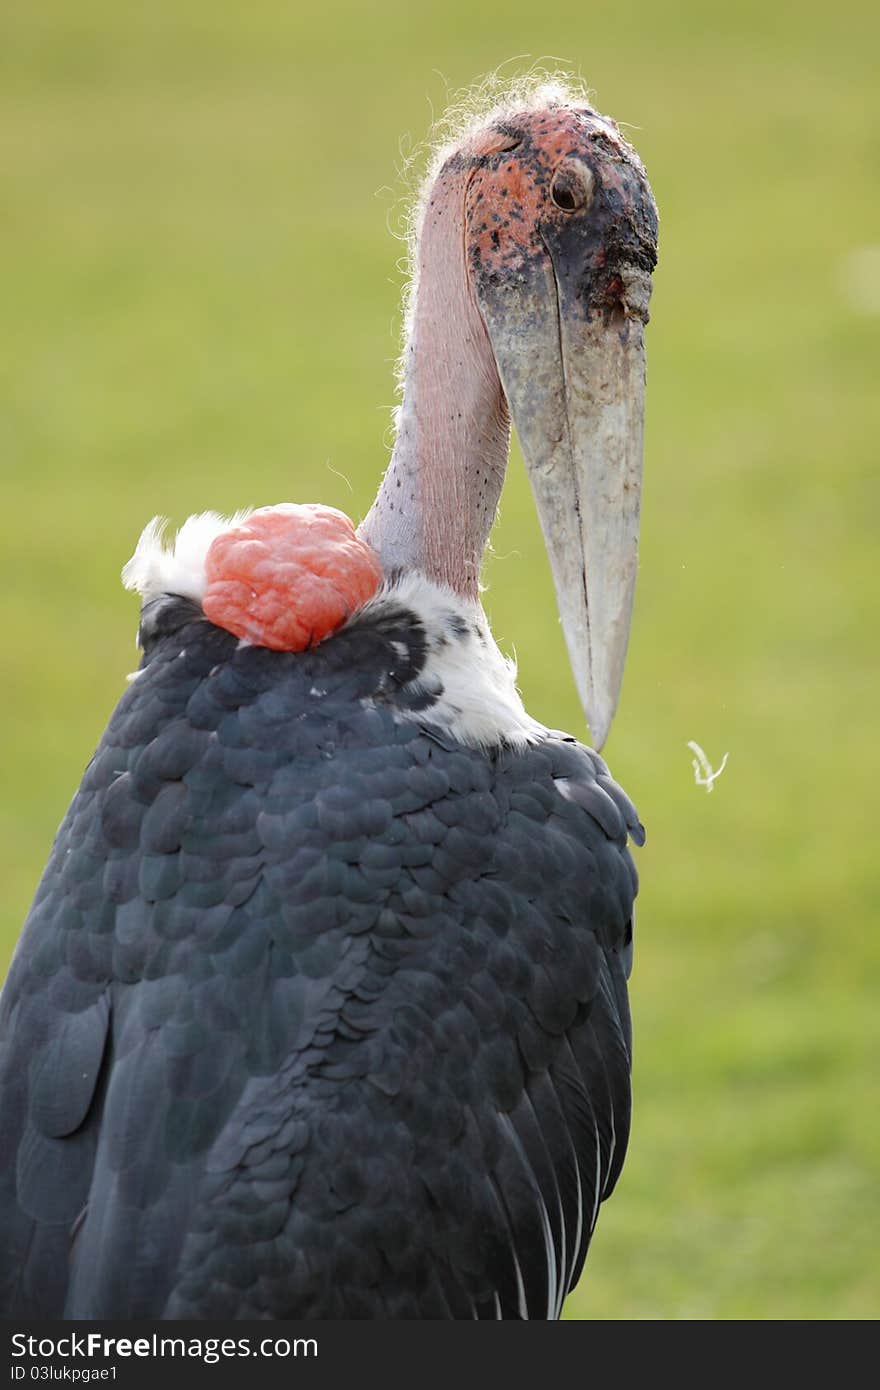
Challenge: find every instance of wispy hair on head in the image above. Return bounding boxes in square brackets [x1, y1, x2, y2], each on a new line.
[389, 62, 595, 396]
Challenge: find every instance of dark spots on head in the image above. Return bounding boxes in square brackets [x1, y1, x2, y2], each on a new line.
[441, 151, 483, 175]
[490, 229, 500, 249]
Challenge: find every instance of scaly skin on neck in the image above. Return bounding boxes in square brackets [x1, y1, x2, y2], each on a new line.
[359, 151, 511, 599]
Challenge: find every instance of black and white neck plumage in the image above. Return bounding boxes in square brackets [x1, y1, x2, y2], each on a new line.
[124, 512, 542, 750]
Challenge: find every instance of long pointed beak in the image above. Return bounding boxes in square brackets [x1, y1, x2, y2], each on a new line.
[481, 257, 650, 749]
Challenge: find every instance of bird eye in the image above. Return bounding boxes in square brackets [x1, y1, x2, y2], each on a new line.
[552, 184, 578, 211]
[550, 159, 595, 213]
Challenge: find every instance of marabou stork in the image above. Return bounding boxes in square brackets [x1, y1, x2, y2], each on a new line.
[0, 89, 657, 1320]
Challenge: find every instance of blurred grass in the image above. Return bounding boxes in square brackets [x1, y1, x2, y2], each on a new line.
[2, 0, 878, 1319]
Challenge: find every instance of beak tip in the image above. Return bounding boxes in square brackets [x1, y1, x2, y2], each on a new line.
[581, 667, 620, 756]
[575, 658, 621, 754]
[588, 718, 609, 754]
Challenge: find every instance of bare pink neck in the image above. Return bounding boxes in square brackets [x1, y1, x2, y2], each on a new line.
[359, 164, 510, 599]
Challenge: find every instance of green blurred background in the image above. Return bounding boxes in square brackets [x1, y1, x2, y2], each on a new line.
[2, 1, 877, 1319]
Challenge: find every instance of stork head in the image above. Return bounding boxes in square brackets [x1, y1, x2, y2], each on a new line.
[455, 104, 657, 749]
[361, 95, 658, 749]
